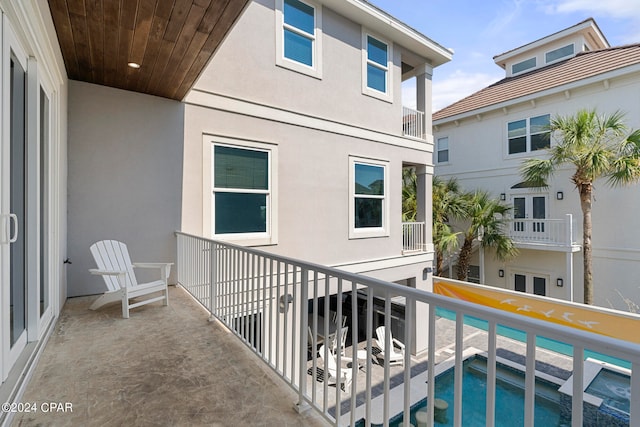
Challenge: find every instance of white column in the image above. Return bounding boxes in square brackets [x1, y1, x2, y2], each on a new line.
[566, 214, 574, 301]
[415, 64, 434, 133]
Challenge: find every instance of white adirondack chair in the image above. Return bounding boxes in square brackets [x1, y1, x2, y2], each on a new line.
[375, 325, 405, 367]
[89, 240, 172, 318]
[318, 345, 352, 392]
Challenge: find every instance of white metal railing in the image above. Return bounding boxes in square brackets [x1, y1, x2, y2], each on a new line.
[402, 106, 425, 139]
[176, 231, 640, 427]
[402, 221, 425, 253]
[507, 214, 578, 247]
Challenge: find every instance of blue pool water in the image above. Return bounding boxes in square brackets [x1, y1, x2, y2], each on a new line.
[435, 307, 631, 369]
[586, 368, 631, 415]
[387, 356, 565, 427]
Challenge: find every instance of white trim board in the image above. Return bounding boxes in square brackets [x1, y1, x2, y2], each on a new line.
[185, 89, 434, 152]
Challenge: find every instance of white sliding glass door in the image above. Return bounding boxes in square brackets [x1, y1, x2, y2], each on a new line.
[1, 15, 54, 383]
[2, 16, 30, 378]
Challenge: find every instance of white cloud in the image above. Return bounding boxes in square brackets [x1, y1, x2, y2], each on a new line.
[483, 0, 524, 38]
[432, 70, 502, 112]
[548, 0, 640, 18]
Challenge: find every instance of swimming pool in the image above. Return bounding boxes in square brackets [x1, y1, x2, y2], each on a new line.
[386, 355, 565, 427]
[435, 307, 631, 369]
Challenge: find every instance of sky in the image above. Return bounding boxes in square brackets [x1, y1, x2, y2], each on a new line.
[368, 0, 640, 111]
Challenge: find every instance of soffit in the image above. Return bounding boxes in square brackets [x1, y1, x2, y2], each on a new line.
[47, 0, 250, 101]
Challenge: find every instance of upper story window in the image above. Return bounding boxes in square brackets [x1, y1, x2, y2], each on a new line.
[512, 57, 536, 75]
[436, 137, 449, 163]
[362, 32, 392, 102]
[349, 156, 389, 238]
[212, 142, 276, 243]
[545, 44, 574, 64]
[507, 114, 551, 155]
[276, 0, 322, 78]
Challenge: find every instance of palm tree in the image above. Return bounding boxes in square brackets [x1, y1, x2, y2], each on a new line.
[432, 177, 465, 276]
[402, 167, 417, 222]
[456, 191, 518, 281]
[521, 109, 640, 304]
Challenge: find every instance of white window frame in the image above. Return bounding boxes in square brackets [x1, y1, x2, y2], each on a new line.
[361, 31, 393, 102]
[545, 43, 574, 64]
[511, 57, 536, 75]
[275, 0, 323, 79]
[206, 136, 278, 246]
[506, 114, 551, 157]
[436, 136, 449, 164]
[349, 156, 389, 239]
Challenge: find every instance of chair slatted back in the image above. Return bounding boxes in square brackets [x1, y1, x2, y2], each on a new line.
[376, 326, 387, 350]
[333, 326, 349, 355]
[90, 240, 138, 291]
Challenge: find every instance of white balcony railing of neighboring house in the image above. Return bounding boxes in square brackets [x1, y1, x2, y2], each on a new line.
[507, 214, 579, 248]
[402, 221, 425, 253]
[175, 231, 640, 427]
[402, 106, 425, 139]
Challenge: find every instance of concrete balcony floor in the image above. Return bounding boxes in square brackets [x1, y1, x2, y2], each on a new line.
[11, 286, 328, 427]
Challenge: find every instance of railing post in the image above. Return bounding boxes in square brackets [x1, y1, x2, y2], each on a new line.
[566, 214, 573, 246]
[209, 242, 217, 316]
[295, 268, 310, 414]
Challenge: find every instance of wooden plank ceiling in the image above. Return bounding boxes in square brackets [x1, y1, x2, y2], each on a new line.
[48, 0, 250, 100]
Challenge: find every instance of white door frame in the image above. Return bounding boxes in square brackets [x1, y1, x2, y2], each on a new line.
[511, 269, 549, 296]
[2, 14, 31, 380]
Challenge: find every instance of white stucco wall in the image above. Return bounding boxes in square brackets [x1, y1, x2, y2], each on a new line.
[193, 0, 408, 136]
[66, 81, 184, 297]
[434, 68, 640, 310]
[182, 103, 432, 271]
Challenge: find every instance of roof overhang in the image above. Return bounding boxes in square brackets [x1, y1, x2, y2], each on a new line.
[493, 18, 609, 69]
[322, 0, 452, 67]
[433, 62, 640, 126]
[47, 0, 251, 101]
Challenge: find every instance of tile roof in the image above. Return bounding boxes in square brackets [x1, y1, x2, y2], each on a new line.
[433, 44, 640, 122]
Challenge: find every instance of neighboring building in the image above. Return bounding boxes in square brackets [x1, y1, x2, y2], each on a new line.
[433, 18, 640, 310]
[1, 0, 450, 409]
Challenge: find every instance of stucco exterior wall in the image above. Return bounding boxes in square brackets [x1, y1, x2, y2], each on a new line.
[66, 81, 184, 297]
[182, 102, 432, 271]
[193, 0, 405, 136]
[434, 68, 640, 310]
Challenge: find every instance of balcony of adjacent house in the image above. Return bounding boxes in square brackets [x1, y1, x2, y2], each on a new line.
[12, 232, 640, 427]
[506, 214, 581, 252]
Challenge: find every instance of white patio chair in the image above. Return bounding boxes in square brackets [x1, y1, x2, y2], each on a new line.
[331, 311, 348, 327]
[332, 326, 349, 356]
[375, 325, 405, 367]
[318, 345, 352, 392]
[88, 240, 172, 318]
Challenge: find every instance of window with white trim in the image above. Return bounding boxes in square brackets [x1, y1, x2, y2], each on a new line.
[349, 157, 389, 238]
[507, 114, 550, 155]
[362, 32, 392, 101]
[545, 44, 574, 64]
[436, 137, 449, 163]
[276, 0, 322, 78]
[212, 143, 274, 240]
[512, 57, 536, 75]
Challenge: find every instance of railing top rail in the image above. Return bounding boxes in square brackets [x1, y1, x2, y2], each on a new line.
[176, 231, 640, 362]
[506, 218, 566, 223]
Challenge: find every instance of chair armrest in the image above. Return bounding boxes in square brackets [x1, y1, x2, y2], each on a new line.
[392, 338, 405, 350]
[89, 269, 126, 276]
[132, 263, 173, 269]
[132, 263, 172, 282]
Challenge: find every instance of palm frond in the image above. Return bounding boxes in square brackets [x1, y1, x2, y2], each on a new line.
[520, 158, 554, 188]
